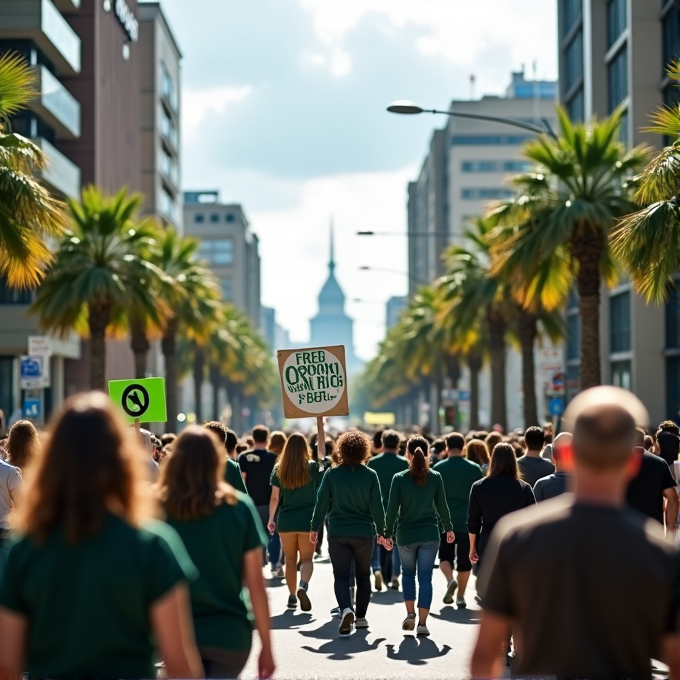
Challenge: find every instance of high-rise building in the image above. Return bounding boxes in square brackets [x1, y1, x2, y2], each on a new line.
[556, 0, 676, 424]
[183, 191, 262, 328]
[261, 306, 291, 355]
[386, 296, 407, 329]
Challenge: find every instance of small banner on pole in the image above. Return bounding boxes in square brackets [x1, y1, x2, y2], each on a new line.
[108, 377, 167, 424]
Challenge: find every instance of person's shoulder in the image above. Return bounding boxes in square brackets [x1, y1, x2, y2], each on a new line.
[227, 457, 240, 469]
[429, 468, 442, 480]
[367, 453, 383, 466]
[622, 506, 677, 554]
[518, 477, 534, 490]
[533, 473, 554, 487]
[494, 495, 574, 541]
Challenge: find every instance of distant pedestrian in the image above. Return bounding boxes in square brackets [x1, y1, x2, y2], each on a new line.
[434, 433, 484, 608]
[310, 430, 386, 636]
[516, 426, 554, 486]
[533, 433, 572, 501]
[371, 429, 385, 456]
[160, 426, 274, 680]
[466, 439, 490, 474]
[471, 387, 680, 679]
[0, 452, 21, 541]
[139, 428, 160, 482]
[268, 433, 320, 612]
[203, 421, 248, 494]
[385, 435, 454, 637]
[6, 419, 40, 474]
[269, 431, 287, 456]
[0, 393, 202, 680]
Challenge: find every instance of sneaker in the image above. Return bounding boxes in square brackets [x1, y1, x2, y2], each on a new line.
[272, 566, 284, 579]
[286, 595, 297, 610]
[330, 606, 341, 618]
[443, 577, 458, 605]
[339, 608, 355, 636]
[355, 617, 369, 629]
[402, 613, 416, 631]
[297, 583, 312, 612]
[374, 570, 383, 591]
[456, 596, 467, 609]
[417, 624, 430, 636]
[390, 577, 400, 590]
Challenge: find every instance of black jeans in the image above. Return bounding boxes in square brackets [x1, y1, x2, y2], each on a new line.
[328, 535, 374, 618]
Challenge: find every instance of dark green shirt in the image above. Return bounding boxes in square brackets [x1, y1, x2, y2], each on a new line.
[311, 464, 386, 538]
[225, 457, 248, 495]
[368, 452, 410, 507]
[271, 460, 320, 533]
[0, 514, 196, 680]
[166, 492, 266, 652]
[433, 456, 485, 531]
[385, 469, 453, 545]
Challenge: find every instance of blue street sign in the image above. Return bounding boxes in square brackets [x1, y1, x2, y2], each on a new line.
[549, 397, 565, 417]
[23, 399, 41, 419]
[20, 357, 42, 378]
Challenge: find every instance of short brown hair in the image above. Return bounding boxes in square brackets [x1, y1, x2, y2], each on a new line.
[489, 443, 519, 479]
[382, 430, 401, 450]
[269, 431, 288, 455]
[445, 432, 465, 451]
[203, 421, 228, 448]
[252, 425, 269, 444]
[7, 419, 41, 471]
[659, 420, 679, 436]
[485, 431, 503, 452]
[159, 426, 236, 521]
[466, 440, 490, 468]
[336, 430, 371, 467]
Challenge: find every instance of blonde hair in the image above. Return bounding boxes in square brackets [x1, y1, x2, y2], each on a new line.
[276, 433, 311, 489]
[7, 419, 41, 471]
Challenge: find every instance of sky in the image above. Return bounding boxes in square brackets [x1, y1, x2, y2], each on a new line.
[155, 0, 558, 360]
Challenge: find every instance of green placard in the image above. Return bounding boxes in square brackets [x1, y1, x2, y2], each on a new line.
[108, 377, 167, 423]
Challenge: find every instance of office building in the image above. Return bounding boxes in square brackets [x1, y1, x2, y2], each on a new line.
[261, 306, 291, 355]
[386, 296, 407, 329]
[557, 0, 676, 424]
[184, 191, 262, 328]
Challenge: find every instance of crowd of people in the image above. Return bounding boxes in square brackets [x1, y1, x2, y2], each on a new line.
[0, 385, 679, 678]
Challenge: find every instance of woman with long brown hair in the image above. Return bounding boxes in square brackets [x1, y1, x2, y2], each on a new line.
[384, 435, 454, 637]
[267, 432, 320, 612]
[0, 392, 202, 680]
[6, 419, 40, 472]
[159, 426, 275, 680]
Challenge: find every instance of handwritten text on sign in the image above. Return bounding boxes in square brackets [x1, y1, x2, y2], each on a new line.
[282, 349, 346, 414]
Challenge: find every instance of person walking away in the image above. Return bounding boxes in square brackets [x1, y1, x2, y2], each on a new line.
[203, 421, 248, 494]
[268, 433, 320, 612]
[0, 454, 21, 556]
[468, 443, 535, 570]
[310, 430, 386, 636]
[160, 426, 275, 680]
[238, 425, 280, 575]
[368, 430, 408, 590]
[533, 433, 573, 502]
[311, 437, 332, 557]
[433, 433, 484, 608]
[385, 435, 454, 637]
[0, 393, 202, 680]
[626, 427, 678, 533]
[5, 420, 40, 474]
[466, 440, 490, 474]
[471, 386, 680, 678]
[516, 426, 554, 487]
[269, 431, 287, 457]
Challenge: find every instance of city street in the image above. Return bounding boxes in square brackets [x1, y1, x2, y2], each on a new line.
[244, 554, 481, 679]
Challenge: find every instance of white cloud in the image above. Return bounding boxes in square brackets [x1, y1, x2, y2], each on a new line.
[182, 85, 252, 137]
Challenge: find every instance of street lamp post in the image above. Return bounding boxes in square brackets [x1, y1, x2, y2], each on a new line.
[358, 230, 451, 237]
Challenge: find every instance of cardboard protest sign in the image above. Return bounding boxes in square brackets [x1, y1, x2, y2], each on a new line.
[277, 345, 349, 419]
[108, 377, 167, 423]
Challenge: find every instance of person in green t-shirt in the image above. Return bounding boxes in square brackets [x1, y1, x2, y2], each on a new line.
[311, 430, 387, 637]
[160, 426, 275, 680]
[433, 432, 484, 609]
[203, 421, 248, 495]
[0, 392, 203, 680]
[268, 433, 320, 612]
[385, 435, 454, 638]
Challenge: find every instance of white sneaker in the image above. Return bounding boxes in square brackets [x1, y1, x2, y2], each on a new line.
[339, 608, 355, 636]
[417, 624, 430, 636]
[443, 577, 458, 605]
[456, 596, 467, 609]
[355, 617, 369, 629]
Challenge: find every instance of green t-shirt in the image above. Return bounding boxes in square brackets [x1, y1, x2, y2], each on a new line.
[385, 469, 453, 545]
[166, 492, 266, 652]
[433, 456, 485, 531]
[0, 514, 196, 680]
[311, 464, 386, 538]
[368, 452, 410, 507]
[225, 457, 248, 495]
[271, 460, 320, 533]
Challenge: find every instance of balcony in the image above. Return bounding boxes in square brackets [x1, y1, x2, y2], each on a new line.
[31, 66, 80, 138]
[0, 0, 81, 74]
[34, 136, 81, 199]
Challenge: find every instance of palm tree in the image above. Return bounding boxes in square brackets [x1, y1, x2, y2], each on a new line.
[31, 188, 160, 390]
[491, 108, 647, 388]
[611, 63, 680, 303]
[0, 53, 67, 287]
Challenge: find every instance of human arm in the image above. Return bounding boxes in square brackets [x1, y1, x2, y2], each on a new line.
[310, 468, 331, 534]
[268, 486, 280, 533]
[369, 471, 387, 539]
[384, 476, 400, 540]
[243, 548, 275, 679]
[470, 611, 512, 678]
[150, 583, 203, 679]
[0, 607, 27, 680]
[664, 488, 678, 536]
[467, 484, 482, 536]
[434, 474, 454, 535]
[469, 533, 479, 564]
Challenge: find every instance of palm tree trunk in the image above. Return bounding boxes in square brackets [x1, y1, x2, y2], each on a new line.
[468, 351, 482, 430]
[487, 308, 507, 431]
[517, 307, 539, 428]
[573, 231, 604, 389]
[161, 317, 179, 432]
[210, 364, 220, 420]
[88, 302, 112, 391]
[130, 317, 150, 380]
[193, 346, 205, 424]
[445, 353, 461, 389]
[231, 382, 243, 434]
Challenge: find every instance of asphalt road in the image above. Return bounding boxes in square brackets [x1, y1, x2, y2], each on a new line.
[243, 551, 482, 679]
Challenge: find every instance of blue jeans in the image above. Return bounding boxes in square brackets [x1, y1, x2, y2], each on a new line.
[398, 540, 439, 610]
[256, 505, 281, 568]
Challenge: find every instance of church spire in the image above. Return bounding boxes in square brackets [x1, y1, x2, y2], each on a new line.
[329, 217, 335, 273]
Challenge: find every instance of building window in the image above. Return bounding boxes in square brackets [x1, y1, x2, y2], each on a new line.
[194, 214, 204, 223]
[226, 214, 235, 223]
[160, 63, 178, 112]
[461, 160, 532, 172]
[0, 277, 31, 304]
[567, 313, 581, 361]
[611, 360, 632, 391]
[159, 186, 177, 222]
[158, 148, 178, 186]
[220, 278, 233, 301]
[608, 46, 628, 112]
[563, 0, 582, 37]
[198, 239, 234, 266]
[610, 290, 631, 353]
[461, 188, 515, 200]
[450, 135, 533, 146]
[564, 30, 583, 92]
[663, 2, 680, 72]
[566, 88, 585, 122]
[210, 214, 220, 223]
[607, 0, 627, 48]
[160, 108, 178, 149]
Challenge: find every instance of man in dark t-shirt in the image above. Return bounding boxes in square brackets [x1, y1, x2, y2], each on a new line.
[517, 426, 555, 486]
[471, 387, 680, 680]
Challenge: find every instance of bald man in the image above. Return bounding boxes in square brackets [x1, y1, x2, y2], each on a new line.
[471, 387, 680, 679]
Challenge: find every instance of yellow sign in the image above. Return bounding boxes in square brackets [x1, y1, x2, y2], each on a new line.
[364, 412, 396, 426]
